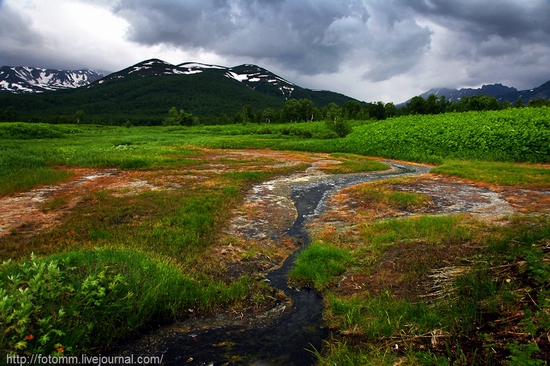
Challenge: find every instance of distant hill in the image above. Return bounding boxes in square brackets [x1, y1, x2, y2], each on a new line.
[508, 80, 550, 104]
[399, 81, 550, 106]
[0, 59, 357, 124]
[0, 66, 104, 93]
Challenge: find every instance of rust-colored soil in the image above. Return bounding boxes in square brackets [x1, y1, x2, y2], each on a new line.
[3, 152, 548, 279]
[4, 150, 548, 362]
[0, 149, 341, 239]
[307, 174, 549, 301]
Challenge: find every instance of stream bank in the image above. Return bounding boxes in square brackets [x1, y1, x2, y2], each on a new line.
[111, 162, 431, 365]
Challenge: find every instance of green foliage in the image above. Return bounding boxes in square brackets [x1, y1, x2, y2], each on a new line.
[182, 120, 337, 139]
[281, 99, 318, 123]
[0, 167, 74, 196]
[1, 112, 548, 196]
[0, 114, 549, 362]
[0, 69, 354, 125]
[289, 242, 353, 288]
[344, 107, 550, 163]
[327, 292, 438, 340]
[325, 103, 351, 137]
[342, 100, 363, 120]
[0, 134, 79, 195]
[315, 215, 550, 365]
[0, 249, 254, 355]
[162, 107, 198, 126]
[311, 340, 398, 366]
[233, 105, 255, 124]
[506, 341, 545, 366]
[0, 106, 19, 122]
[405, 94, 505, 115]
[360, 215, 470, 251]
[0, 123, 70, 139]
[353, 182, 431, 208]
[528, 98, 550, 108]
[72, 110, 85, 124]
[1, 255, 72, 355]
[432, 160, 550, 188]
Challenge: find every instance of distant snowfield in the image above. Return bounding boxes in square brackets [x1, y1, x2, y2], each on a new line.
[0, 66, 104, 94]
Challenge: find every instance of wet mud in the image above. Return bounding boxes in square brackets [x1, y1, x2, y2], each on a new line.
[123, 160, 549, 365]
[111, 162, 432, 365]
[2, 150, 548, 364]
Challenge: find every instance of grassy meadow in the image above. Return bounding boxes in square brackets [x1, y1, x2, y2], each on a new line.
[1, 106, 549, 362]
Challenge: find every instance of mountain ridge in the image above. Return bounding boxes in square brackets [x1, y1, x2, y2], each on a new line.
[400, 81, 550, 106]
[0, 66, 104, 94]
[0, 59, 356, 124]
[93, 59, 299, 100]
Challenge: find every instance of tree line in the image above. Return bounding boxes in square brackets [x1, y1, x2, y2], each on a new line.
[0, 107, 19, 122]
[208, 95, 550, 125]
[2, 94, 549, 127]
[401, 94, 550, 115]
[209, 99, 395, 125]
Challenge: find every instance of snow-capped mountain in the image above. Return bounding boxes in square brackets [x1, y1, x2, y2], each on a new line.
[220, 63, 296, 99]
[0, 58, 356, 124]
[0, 66, 104, 94]
[399, 81, 550, 106]
[97, 59, 296, 99]
[417, 84, 518, 102]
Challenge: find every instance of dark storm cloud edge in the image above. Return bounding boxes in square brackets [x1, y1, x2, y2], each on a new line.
[0, 0, 549, 99]
[112, 0, 550, 81]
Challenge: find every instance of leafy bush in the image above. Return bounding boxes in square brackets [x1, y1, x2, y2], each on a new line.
[0, 249, 252, 356]
[0, 123, 80, 139]
[325, 102, 352, 137]
[343, 107, 550, 163]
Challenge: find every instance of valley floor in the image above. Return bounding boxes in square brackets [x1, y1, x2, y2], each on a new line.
[1, 148, 549, 364]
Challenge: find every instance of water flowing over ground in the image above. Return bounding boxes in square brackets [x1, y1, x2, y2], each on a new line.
[2, 149, 547, 364]
[111, 162, 434, 365]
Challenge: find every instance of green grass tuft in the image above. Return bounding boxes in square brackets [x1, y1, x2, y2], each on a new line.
[289, 242, 354, 288]
[432, 160, 550, 188]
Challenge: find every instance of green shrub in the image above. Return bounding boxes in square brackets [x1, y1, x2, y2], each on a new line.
[0, 249, 252, 356]
[344, 107, 550, 163]
[0, 123, 67, 139]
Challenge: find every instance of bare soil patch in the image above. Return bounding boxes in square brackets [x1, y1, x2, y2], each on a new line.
[336, 238, 480, 300]
[0, 149, 341, 240]
[307, 173, 550, 301]
[2, 150, 548, 361]
[3, 152, 547, 295]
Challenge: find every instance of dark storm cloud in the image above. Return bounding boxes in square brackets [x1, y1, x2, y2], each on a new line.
[406, 0, 550, 42]
[404, 0, 550, 58]
[0, 2, 46, 67]
[112, 0, 433, 77]
[396, 0, 550, 90]
[113, 0, 361, 74]
[2, 0, 549, 101]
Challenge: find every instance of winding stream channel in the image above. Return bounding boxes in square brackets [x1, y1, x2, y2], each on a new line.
[112, 162, 431, 365]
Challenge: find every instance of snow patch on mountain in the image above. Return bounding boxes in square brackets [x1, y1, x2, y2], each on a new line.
[224, 71, 248, 82]
[0, 66, 104, 94]
[178, 62, 226, 70]
[1, 59, 298, 101]
[220, 64, 295, 99]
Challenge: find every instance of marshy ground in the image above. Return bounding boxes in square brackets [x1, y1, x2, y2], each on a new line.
[1, 148, 549, 364]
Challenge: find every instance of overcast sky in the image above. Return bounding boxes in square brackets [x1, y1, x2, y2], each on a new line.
[1, 0, 549, 103]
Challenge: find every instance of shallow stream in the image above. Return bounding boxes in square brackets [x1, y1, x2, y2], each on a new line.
[112, 162, 431, 365]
